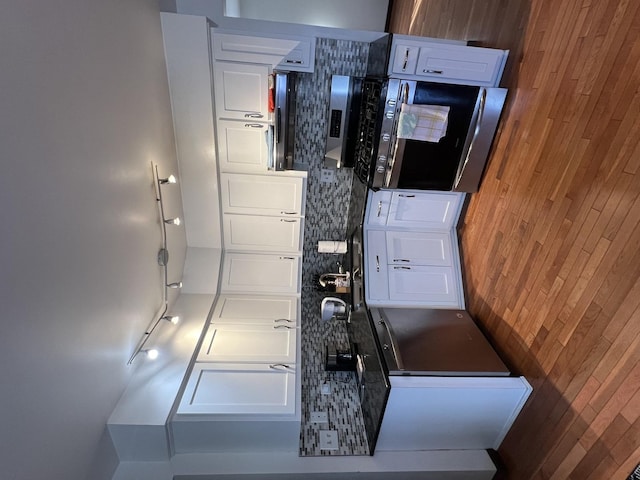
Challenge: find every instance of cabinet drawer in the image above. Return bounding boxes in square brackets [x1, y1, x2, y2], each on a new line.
[390, 44, 419, 75]
[366, 190, 392, 226]
[415, 44, 505, 85]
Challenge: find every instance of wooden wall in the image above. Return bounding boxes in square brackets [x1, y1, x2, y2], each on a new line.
[388, 0, 640, 478]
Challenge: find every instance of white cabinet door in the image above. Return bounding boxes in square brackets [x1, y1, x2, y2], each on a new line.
[387, 191, 463, 230]
[365, 230, 389, 301]
[223, 214, 302, 253]
[212, 32, 315, 73]
[213, 61, 270, 120]
[220, 173, 305, 216]
[197, 324, 297, 363]
[388, 265, 459, 305]
[386, 231, 453, 266]
[221, 253, 301, 294]
[415, 44, 506, 85]
[178, 363, 296, 415]
[217, 119, 271, 173]
[213, 295, 298, 325]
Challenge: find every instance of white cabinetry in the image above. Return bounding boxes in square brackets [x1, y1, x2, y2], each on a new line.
[220, 253, 301, 295]
[213, 61, 270, 120]
[223, 214, 303, 253]
[216, 119, 271, 173]
[367, 190, 464, 230]
[197, 324, 297, 364]
[220, 173, 305, 216]
[366, 229, 463, 308]
[388, 35, 508, 87]
[178, 363, 296, 415]
[212, 294, 299, 326]
[377, 376, 532, 451]
[212, 32, 315, 73]
[365, 189, 466, 308]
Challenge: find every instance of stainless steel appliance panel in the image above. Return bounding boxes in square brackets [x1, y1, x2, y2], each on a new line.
[370, 307, 510, 376]
[273, 72, 297, 170]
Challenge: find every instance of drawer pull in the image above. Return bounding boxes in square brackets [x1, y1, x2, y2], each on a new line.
[402, 48, 410, 70]
[423, 69, 443, 74]
[275, 318, 294, 323]
[398, 194, 415, 198]
[281, 219, 297, 223]
[393, 266, 411, 270]
[393, 259, 410, 262]
[377, 201, 382, 217]
[269, 363, 291, 369]
[274, 325, 293, 329]
[285, 59, 303, 64]
[376, 255, 380, 272]
[280, 256, 295, 260]
[244, 113, 264, 119]
[281, 211, 297, 215]
[244, 123, 264, 128]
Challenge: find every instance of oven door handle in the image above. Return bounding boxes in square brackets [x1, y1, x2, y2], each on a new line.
[454, 88, 487, 189]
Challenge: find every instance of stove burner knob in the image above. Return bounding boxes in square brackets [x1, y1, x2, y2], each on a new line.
[376, 165, 385, 174]
[388, 98, 397, 107]
[386, 110, 394, 119]
[382, 133, 391, 142]
[378, 155, 386, 164]
[383, 344, 390, 350]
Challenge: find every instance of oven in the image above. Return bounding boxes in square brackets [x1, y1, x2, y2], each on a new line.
[326, 76, 507, 192]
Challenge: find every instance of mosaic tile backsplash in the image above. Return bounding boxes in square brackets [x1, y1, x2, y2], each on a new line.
[294, 38, 370, 456]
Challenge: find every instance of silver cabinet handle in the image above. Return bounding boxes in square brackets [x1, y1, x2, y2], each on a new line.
[244, 123, 264, 128]
[377, 201, 382, 217]
[393, 266, 411, 270]
[376, 255, 380, 272]
[275, 318, 293, 323]
[281, 219, 297, 223]
[280, 256, 295, 260]
[423, 69, 443, 74]
[281, 211, 297, 215]
[402, 48, 409, 71]
[269, 363, 291, 369]
[398, 194, 415, 198]
[285, 59, 303, 64]
[393, 259, 410, 262]
[274, 325, 293, 329]
[244, 113, 264, 118]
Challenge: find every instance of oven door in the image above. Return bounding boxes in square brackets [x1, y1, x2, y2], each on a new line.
[378, 80, 507, 192]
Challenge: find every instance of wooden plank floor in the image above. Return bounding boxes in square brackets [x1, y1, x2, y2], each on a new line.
[388, 1, 640, 478]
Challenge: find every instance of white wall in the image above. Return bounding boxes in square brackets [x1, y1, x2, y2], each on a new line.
[0, 1, 183, 479]
[225, 0, 389, 31]
[174, 0, 388, 42]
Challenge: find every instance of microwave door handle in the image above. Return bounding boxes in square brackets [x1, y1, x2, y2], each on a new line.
[454, 88, 487, 189]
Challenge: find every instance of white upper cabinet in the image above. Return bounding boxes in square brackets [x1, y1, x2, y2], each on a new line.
[220, 173, 305, 217]
[213, 61, 271, 121]
[212, 295, 299, 325]
[220, 253, 301, 295]
[216, 119, 272, 173]
[197, 324, 297, 364]
[223, 214, 303, 253]
[178, 363, 296, 415]
[212, 32, 315, 73]
[388, 35, 508, 87]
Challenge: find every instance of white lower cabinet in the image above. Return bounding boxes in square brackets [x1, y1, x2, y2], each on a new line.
[376, 376, 532, 451]
[220, 173, 305, 217]
[223, 214, 302, 253]
[178, 363, 296, 415]
[366, 229, 464, 308]
[197, 324, 297, 364]
[220, 253, 301, 294]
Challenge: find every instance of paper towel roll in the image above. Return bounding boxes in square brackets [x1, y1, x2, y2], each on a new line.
[318, 241, 347, 254]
